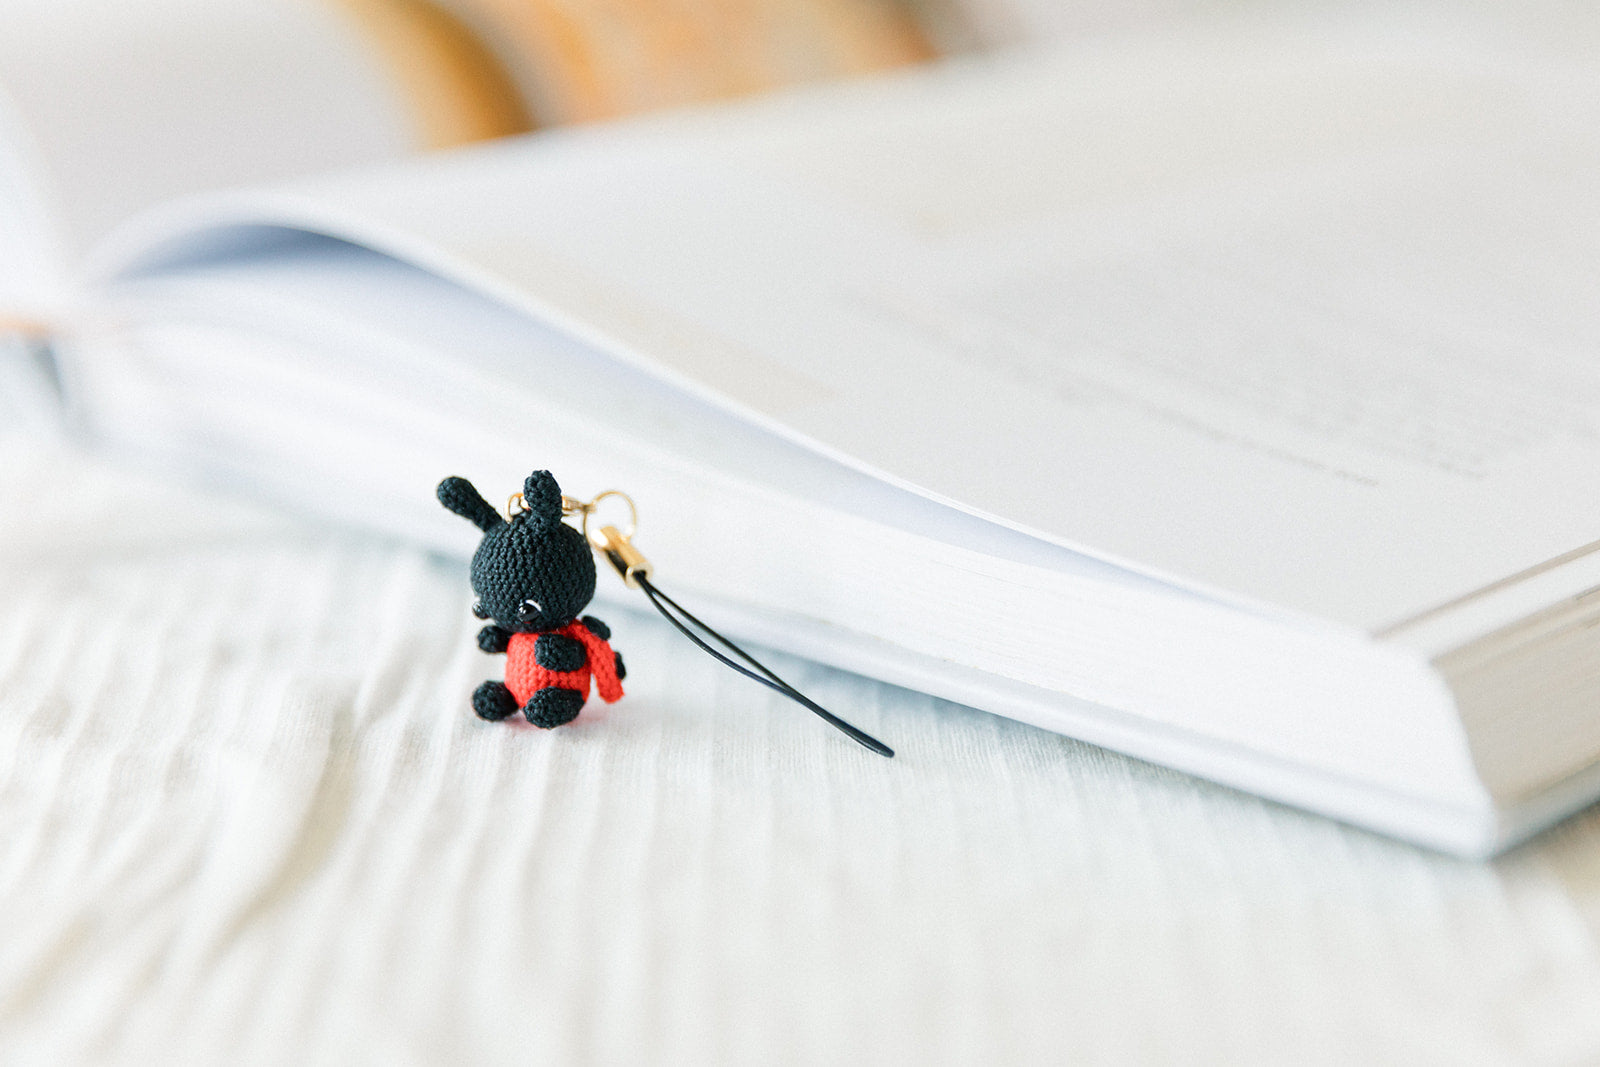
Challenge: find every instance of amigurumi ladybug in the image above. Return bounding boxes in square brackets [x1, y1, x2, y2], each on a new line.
[437, 469, 625, 727]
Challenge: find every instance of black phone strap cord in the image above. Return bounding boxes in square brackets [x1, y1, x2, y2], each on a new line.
[634, 572, 894, 758]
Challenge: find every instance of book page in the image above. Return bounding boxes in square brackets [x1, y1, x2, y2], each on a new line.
[0, 0, 943, 315]
[95, 12, 1600, 631]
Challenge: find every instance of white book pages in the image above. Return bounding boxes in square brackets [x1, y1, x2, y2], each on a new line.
[79, 235, 1493, 844]
[93, 15, 1600, 638]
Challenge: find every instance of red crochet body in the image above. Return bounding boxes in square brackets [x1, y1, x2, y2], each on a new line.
[504, 620, 623, 707]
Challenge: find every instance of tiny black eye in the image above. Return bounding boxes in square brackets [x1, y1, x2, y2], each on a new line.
[518, 599, 542, 619]
[471, 600, 488, 619]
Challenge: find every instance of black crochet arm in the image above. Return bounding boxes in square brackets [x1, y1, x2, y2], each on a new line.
[477, 625, 511, 654]
[535, 633, 586, 672]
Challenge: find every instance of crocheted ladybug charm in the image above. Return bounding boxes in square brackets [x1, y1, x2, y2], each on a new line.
[438, 470, 625, 727]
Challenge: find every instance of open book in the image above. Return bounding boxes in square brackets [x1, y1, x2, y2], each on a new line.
[8, 1, 1600, 857]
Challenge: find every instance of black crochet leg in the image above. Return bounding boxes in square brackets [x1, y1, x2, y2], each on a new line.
[524, 686, 585, 728]
[473, 680, 519, 721]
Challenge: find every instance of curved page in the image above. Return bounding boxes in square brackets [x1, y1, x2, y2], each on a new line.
[74, 231, 1491, 851]
[94, 13, 1600, 634]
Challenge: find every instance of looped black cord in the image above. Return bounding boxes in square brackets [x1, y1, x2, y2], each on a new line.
[633, 573, 894, 758]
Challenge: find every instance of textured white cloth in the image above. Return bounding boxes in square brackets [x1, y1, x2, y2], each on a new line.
[3, 435, 1600, 1064]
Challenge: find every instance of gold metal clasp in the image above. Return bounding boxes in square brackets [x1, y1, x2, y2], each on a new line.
[595, 524, 654, 589]
[563, 490, 653, 588]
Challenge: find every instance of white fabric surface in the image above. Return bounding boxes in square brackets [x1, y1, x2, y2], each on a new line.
[4, 434, 1600, 1064]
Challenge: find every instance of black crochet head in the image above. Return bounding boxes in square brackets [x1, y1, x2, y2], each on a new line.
[437, 470, 597, 633]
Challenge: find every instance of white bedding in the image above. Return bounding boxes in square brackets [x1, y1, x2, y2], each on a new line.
[3, 433, 1600, 1064]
